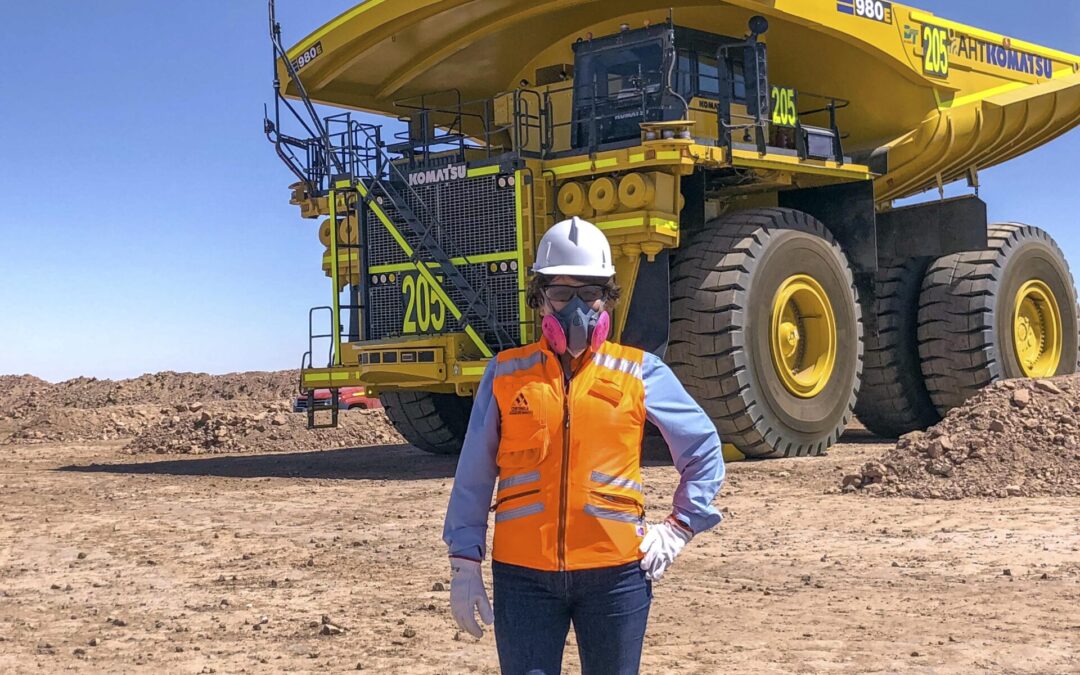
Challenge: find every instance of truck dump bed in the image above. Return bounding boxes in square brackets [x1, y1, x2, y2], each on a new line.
[281, 0, 1080, 202]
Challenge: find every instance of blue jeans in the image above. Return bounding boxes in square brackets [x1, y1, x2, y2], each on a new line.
[491, 560, 652, 675]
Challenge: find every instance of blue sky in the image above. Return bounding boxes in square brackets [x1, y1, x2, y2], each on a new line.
[0, 1, 1077, 382]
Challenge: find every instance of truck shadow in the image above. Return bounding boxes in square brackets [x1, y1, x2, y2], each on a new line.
[836, 426, 894, 445]
[58, 425, 890, 480]
[58, 443, 458, 481]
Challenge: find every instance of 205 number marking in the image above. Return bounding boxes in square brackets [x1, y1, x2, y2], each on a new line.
[771, 86, 798, 127]
[401, 273, 447, 334]
[922, 25, 950, 78]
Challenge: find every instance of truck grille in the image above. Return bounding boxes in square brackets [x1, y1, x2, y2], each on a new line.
[364, 173, 520, 345]
[367, 175, 517, 265]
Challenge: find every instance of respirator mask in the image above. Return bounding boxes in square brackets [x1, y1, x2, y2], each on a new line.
[541, 295, 611, 358]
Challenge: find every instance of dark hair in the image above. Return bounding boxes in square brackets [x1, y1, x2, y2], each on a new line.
[526, 273, 621, 312]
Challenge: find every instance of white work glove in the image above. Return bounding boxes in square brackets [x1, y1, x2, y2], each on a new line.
[449, 557, 494, 638]
[639, 515, 694, 581]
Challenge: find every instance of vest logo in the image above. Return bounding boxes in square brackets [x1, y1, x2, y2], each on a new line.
[407, 164, 467, 187]
[510, 392, 531, 415]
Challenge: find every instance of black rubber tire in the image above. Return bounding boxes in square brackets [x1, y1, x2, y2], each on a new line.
[855, 257, 941, 437]
[379, 391, 472, 454]
[668, 208, 863, 458]
[918, 223, 1080, 415]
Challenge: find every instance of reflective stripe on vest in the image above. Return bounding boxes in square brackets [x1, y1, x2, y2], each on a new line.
[495, 501, 544, 523]
[590, 470, 643, 494]
[584, 503, 643, 524]
[498, 471, 541, 492]
[490, 340, 647, 571]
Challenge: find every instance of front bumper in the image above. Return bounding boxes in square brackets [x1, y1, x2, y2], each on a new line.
[300, 333, 490, 397]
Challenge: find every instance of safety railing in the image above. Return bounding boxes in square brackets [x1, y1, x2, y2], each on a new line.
[383, 68, 671, 166]
[389, 87, 548, 167]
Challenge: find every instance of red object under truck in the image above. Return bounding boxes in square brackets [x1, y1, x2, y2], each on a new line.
[292, 387, 382, 412]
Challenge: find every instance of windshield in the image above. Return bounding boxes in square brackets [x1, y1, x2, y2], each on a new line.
[576, 40, 664, 101]
[674, 49, 746, 102]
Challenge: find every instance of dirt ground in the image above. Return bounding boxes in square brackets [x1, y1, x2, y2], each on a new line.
[2, 426, 1077, 674]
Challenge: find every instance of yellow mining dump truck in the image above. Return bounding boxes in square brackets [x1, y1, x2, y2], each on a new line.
[265, 0, 1080, 458]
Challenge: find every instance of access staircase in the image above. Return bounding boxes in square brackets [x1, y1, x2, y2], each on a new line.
[267, 3, 520, 428]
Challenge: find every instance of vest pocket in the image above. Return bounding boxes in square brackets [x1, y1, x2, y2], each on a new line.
[587, 379, 624, 407]
[496, 427, 549, 469]
[490, 489, 540, 512]
[587, 490, 645, 521]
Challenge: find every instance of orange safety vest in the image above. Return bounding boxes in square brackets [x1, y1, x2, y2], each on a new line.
[490, 339, 647, 571]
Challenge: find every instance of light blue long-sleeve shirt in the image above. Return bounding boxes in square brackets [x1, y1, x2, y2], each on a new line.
[442, 351, 726, 561]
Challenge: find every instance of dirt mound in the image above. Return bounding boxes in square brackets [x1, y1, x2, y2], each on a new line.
[122, 403, 402, 455]
[843, 375, 1080, 499]
[2, 370, 405, 454]
[0, 374, 54, 419]
[5, 370, 300, 413]
[6, 405, 165, 443]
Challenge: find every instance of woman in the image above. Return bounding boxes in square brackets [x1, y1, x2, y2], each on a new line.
[443, 216, 725, 675]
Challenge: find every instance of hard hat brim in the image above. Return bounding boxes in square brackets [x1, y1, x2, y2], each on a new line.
[532, 264, 615, 278]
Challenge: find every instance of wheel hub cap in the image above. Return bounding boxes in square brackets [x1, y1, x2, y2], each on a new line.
[1013, 279, 1062, 377]
[770, 275, 837, 398]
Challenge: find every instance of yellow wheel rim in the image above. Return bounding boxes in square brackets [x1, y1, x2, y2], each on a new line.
[770, 275, 837, 398]
[1012, 279, 1062, 377]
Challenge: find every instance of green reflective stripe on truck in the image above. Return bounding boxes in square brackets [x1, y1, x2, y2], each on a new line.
[303, 371, 356, 384]
[369, 251, 518, 274]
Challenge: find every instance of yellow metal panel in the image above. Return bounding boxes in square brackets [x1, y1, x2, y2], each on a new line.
[548, 160, 594, 176]
[371, 0, 570, 100]
[611, 253, 642, 342]
[328, 188, 342, 366]
[463, 326, 492, 357]
[731, 150, 875, 181]
[876, 70, 1080, 201]
[466, 165, 500, 178]
[301, 337, 495, 394]
[301, 370, 362, 387]
[722, 444, 745, 463]
[906, 10, 1079, 66]
[514, 169, 529, 346]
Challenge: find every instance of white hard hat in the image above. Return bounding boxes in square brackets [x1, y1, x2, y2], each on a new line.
[532, 217, 615, 278]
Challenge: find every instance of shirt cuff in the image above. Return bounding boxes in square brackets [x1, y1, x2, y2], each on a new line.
[673, 507, 722, 535]
[448, 545, 484, 562]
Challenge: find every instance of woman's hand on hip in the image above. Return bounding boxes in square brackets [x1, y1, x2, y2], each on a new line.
[639, 515, 694, 581]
